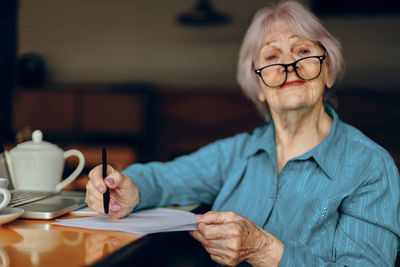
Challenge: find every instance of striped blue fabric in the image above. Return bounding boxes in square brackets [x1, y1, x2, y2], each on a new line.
[123, 104, 400, 266]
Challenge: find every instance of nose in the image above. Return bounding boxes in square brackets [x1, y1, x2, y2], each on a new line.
[281, 55, 296, 73]
[286, 64, 295, 73]
[284, 61, 299, 81]
[281, 53, 296, 65]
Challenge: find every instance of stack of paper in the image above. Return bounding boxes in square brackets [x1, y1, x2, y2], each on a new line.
[52, 208, 198, 235]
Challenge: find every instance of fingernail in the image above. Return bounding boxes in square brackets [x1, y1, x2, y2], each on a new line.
[112, 204, 120, 211]
[105, 178, 115, 185]
[195, 214, 203, 219]
[97, 185, 104, 193]
[110, 198, 115, 205]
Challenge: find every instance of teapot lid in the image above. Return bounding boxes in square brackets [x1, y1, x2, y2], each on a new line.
[13, 130, 61, 151]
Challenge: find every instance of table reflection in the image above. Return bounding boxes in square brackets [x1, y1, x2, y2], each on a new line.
[12, 223, 65, 265]
[0, 218, 141, 267]
[0, 248, 10, 267]
[0, 227, 23, 267]
[84, 232, 122, 265]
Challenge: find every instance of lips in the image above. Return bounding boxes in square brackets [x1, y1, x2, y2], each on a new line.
[281, 80, 304, 88]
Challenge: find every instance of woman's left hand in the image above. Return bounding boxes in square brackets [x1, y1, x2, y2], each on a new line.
[190, 211, 283, 267]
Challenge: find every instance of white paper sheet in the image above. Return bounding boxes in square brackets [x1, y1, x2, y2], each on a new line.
[52, 208, 198, 235]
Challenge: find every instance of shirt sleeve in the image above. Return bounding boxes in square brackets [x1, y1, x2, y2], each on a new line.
[279, 155, 400, 267]
[121, 133, 249, 210]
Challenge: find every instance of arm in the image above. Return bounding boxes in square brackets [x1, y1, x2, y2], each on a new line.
[85, 150, 221, 218]
[85, 140, 228, 218]
[86, 132, 251, 218]
[122, 133, 250, 210]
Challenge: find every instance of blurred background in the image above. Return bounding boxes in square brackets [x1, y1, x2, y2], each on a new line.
[1, 0, 399, 172]
[15, 0, 400, 88]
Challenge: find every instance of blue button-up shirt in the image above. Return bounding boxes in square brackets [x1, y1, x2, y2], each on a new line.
[123, 105, 400, 266]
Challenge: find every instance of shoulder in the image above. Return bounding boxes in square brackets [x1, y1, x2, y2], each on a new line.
[336, 120, 398, 180]
[340, 121, 392, 160]
[197, 123, 272, 159]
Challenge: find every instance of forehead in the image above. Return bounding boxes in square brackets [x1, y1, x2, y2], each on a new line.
[261, 20, 315, 48]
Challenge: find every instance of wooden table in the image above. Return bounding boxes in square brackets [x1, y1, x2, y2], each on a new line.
[0, 214, 143, 267]
[0, 205, 213, 267]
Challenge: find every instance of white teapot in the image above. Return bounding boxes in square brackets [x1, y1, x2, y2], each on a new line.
[8, 130, 85, 192]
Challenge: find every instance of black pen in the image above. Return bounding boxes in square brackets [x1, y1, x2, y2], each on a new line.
[102, 148, 110, 214]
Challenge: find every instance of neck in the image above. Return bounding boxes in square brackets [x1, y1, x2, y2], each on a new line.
[270, 102, 332, 173]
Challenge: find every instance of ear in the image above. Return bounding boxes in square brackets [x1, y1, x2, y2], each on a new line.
[323, 63, 334, 88]
[258, 90, 266, 102]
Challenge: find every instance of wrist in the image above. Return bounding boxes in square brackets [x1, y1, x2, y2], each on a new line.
[123, 174, 140, 210]
[248, 229, 284, 267]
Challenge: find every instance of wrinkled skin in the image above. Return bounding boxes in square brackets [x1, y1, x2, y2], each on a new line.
[85, 164, 139, 219]
[190, 211, 283, 266]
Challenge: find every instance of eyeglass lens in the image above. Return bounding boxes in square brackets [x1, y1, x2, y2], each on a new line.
[261, 57, 321, 87]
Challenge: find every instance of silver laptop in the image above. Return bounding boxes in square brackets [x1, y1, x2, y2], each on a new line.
[0, 141, 86, 220]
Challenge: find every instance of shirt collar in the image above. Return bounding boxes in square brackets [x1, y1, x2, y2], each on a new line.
[305, 103, 343, 180]
[245, 103, 343, 180]
[244, 119, 277, 163]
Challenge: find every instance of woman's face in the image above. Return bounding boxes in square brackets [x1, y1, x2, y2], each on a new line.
[255, 20, 333, 114]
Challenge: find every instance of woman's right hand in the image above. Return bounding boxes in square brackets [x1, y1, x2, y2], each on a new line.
[85, 164, 140, 219]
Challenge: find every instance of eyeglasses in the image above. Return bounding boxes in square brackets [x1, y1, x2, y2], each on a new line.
[254, 50, 327, 88]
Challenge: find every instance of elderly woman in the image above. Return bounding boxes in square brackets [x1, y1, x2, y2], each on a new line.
[86, 1, 400, 266]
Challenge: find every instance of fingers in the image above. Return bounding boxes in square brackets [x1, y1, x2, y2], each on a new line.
[106, 176, 139, 219]
[86, 174, 105, 215]
[104, 166, 124, 190]
[195, 211, 238, 224]
[88, 164, 122, 189]
[87, 164, 121, 197]
[86, 164, 140, 218]
[86, 178, 103, 202]
[190, 229, 208, 245]
[191, 211, 260, 266]
[85, 193, 105, 215]
[85, 187, 121, 216]
[194, 211, 242, 241]
[88, 165, 107, 193]
[191, 228, 229, 249]
[198, 222, 231, 240]
[191, 230, 228, 254]
[87, 164, 119, 215]
[190, 229, 242, 267]
[193, 212, 283, 267]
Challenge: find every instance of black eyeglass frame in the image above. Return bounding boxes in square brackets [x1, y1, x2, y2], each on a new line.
[254, 49, 327, 88]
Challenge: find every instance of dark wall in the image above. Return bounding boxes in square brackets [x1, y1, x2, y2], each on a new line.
[0, 0, 17, 141]
[312, 0, 400, 15]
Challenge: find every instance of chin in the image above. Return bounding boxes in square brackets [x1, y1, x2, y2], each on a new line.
[279, 95, 310, 110]
[266, 85, 323, 112]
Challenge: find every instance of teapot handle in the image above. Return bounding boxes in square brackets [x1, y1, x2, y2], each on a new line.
[56, 150, 85, 192]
